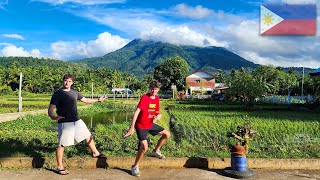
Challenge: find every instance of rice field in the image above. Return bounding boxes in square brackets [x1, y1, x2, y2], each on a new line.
[0, 100, 319, 159]
[0, 95, 85, 113]
[168, 101, 320, 158]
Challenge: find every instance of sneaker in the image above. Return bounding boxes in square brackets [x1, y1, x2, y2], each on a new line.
[151, 150, 165, 159]
[131, 165, 141, 177]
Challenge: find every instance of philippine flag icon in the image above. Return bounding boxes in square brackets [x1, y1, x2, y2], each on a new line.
[260, 4, 317, 35]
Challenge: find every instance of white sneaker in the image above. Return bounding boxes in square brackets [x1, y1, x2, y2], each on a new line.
[131, 165, 141, 177]
[151, 150, 165, 159]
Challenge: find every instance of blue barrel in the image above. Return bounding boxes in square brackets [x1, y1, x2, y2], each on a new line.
[231, 155, 247, 172]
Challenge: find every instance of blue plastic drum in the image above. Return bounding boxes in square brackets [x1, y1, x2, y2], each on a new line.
[231, 155, 247, 172]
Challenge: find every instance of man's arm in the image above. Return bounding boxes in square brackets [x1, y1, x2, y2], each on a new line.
[153, 98, 161, 123]
[123, 108, 141, 138]
[80, 96, 107, 103]
[48, 104, 64, 120]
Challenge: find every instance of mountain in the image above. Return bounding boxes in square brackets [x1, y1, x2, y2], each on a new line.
[73, 39, 258, 76]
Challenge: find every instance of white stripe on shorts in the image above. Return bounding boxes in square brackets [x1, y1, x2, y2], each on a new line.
[57, 119, 91, 146]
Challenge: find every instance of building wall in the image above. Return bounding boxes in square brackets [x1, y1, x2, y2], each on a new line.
[186, 71, 215, 94]
[186, 76, 215, 88]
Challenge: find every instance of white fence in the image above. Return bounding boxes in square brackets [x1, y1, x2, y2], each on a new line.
[83, 94, 213, 99]
[84, 94, 316, 104]
[258, 95, 315, 104]
[83, 94, 139, 99]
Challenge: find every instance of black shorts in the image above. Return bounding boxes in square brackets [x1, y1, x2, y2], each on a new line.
[136, 124, 165, 141]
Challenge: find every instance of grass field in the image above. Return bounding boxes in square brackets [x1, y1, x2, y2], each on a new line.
[0, 99, 319, 159]
[168, 101, 320, 158]
[0, 94, 86, 113]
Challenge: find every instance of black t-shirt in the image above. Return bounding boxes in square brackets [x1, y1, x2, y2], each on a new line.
[50, 89, 84, 123]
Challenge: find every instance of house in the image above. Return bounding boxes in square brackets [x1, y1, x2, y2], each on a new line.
[111, 88, 132, 94]
[186, 70, 215, 95]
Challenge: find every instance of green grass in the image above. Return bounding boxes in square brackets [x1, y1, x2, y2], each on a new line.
[0, 94, 86, 113]
[0, 99, 319, 159]
[0, 101, 139, 158]
[168, 101, 320, 158]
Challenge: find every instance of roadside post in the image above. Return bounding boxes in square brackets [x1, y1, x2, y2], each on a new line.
[18, 72, 23, 112]
[171, 84, 176, 99]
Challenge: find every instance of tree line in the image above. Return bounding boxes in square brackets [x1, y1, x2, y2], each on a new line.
[1, 56, 320, 103]
[223, 66, 320, 106]
[0, 61, 144, 95]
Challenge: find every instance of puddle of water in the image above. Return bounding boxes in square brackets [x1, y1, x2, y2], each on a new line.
[81, 111, 133, 128]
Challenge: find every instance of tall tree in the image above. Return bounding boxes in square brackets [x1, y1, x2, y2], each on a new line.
[252, 65, 281, 94]
[226, 69, 271, 107]
[278, 70, 299, 96]
[215, 69, 225, 83]
[153, 56, 189, 91]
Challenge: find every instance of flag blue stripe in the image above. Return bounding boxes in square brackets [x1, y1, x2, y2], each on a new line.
[264, 4, 316, 19]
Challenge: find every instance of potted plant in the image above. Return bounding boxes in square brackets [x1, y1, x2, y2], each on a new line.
[227, 124, 256, 156]
[223, 124, 256, 179]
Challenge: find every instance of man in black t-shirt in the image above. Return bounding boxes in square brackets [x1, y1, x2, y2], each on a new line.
[48, 74, 107, 175]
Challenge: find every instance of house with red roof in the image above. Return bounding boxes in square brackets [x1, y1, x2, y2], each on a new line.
[186, 70, 216, 95]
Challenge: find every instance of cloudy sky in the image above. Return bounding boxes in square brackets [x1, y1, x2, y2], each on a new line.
[0, 0, 319, 68]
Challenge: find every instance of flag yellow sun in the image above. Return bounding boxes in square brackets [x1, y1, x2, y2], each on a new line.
[263, 13, 274, 26]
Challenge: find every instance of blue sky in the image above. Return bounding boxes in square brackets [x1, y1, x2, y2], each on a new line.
[0, 0, 319, 68]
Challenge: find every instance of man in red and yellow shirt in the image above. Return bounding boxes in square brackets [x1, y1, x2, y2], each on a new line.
[124, 80, 170, 177]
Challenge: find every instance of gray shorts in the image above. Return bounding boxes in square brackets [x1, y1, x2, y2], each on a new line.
[136, 124, 165, 141]
[57, 119, 91, 147]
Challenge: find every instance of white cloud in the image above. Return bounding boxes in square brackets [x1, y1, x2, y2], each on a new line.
[139, 26, 228, 48]
[4, 0, 320, 68]
[0, 32, 130, 60]
[216, 19, 320, 68]
[240, 51, 320, 68]
[225, 20, 291, 54]
[71, 5, 246, 45]
[50, 32, 130, 60]
[72, 7, 229, 48]
[0, 42, 12, 46]
[33, 0, 125, 5]
[0, 45, 42, 57]
[30, 49, 42, 57]
[2, 34, 25, 40]
[0, 0, 8, 10]
[173, 4, 212, 19]
[77, 8, 168, 35]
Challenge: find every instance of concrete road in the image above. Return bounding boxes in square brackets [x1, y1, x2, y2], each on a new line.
[0, 168, 319, 180]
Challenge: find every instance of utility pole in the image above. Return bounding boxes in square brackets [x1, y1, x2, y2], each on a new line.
[171, 84, 176, 99]
[91, 81, 94, 99]
[113, 88, 116, 103]
[126, 88, 128, 100]
[18, 72, 23, 112]
[302, 67, 304, 97]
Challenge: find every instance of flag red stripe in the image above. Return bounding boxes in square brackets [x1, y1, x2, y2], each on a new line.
[262, 20, 316, 35]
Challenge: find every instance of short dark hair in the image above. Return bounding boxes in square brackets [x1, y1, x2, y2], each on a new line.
[149, 80, 161, 89]
[63, 74, 75, 81]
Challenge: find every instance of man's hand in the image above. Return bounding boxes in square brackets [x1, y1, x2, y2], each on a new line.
[48, 104, 64, 120]
[123, 127, 134, 138]
[153, 114, 162, 123]
[55, 115, 65, 120]
[98, 95, 108, 102]
[51, 115, 65, 121]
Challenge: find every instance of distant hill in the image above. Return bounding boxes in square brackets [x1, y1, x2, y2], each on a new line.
[0, 56, 87, 69]
[1, 42, 313, 77]
[282, 67, 314, 75]
[73, 39, 259, 76]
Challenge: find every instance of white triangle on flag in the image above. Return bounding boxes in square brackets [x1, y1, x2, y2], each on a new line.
[260, 5, 284, 34]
